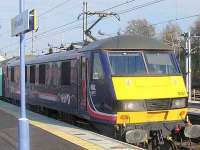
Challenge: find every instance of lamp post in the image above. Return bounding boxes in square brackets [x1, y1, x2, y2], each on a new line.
[18, 0, 30, 150]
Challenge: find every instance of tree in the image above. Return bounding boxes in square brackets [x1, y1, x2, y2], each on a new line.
[161, 23, 184, 68]
[190, 17, 200, 87]
[191, 17, 200, 54]
[48, 47, 53, 54]
[161, 23, 182, 50]
[124, 19, 155, 38]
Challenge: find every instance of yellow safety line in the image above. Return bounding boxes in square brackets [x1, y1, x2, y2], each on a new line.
[0, 101, 104, 150]
[29, 120, 104, 150]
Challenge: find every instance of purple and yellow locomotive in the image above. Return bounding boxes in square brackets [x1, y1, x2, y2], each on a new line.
[2, 35, 198, 148]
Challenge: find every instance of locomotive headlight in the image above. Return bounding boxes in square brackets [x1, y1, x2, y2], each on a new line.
[122, 101, 146, 111]
[171, 98, 187, 109]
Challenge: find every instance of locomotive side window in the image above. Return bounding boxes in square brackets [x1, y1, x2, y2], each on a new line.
[11, 67, 15, 82]
[39, 64, 46, 84]
[61, 61, 71, 85]
[30, 65, 36, 83]
[92, 53, 104, 80]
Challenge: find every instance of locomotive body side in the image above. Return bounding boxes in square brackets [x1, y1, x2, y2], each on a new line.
[4, 52, 92, 120]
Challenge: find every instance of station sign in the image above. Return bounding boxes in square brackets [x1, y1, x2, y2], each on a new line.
[11, 9, 37, 37]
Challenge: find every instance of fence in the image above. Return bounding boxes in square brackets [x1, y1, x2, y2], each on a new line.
[192, 89, 200, 101]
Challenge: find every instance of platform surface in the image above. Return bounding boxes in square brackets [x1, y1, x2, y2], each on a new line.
[0, 110, 87, 150]
[0, 109, 85, 150]
[0, 100, 142, 150]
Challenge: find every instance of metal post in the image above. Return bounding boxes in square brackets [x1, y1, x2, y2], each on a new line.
[188, 32, 192, 102]
[31, 31, 34, 54]
[19, 0, 30, 150]
[82, 2, 85, 43]
[85, 2, 88, 42]
[185, 35, 189, 92]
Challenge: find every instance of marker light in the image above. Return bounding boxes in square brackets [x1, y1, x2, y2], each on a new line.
[120, 115, 129, 121]
[123, 101, 146, 111]
[172, 98, 186, 109]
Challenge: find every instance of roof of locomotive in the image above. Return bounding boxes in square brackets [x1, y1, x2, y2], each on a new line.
[81, 35, 171, 51]
[7, 35, 172, 66]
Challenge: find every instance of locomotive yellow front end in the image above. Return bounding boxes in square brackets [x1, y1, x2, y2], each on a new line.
[113, 76, 188, 125]
[108, 50, 190, 146]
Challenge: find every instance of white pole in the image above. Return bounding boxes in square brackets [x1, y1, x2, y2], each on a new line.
[188, 32, 192, 102]
[18, 0, 30, 150]
[185, 34, 189, 92]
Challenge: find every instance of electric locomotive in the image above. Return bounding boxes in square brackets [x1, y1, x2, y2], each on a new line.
[3, 35, 198, 148]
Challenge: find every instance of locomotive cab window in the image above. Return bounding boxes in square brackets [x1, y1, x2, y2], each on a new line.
[39, 64, 46, 84]
[92, 53, 104, 80]
[108, 52, 146, 75]
[61, 61, 71, 85]
[30, 65, 36, 83]
[11, 67, 15, 82]
[144, 52, 179, 74]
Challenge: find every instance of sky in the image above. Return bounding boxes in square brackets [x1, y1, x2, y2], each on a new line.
[0, 0, 200, 57]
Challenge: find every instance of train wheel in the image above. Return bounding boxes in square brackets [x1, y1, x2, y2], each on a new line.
[160, 139, 177, 150]
[114, 131, 125, 141]
[148, 139, 177, 150]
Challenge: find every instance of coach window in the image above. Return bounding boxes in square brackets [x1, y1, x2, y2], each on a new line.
[30, 65, 36, 84]
[25, 66, 27, 83]
[61, 61, 71, 85]
[39, 64, 46, 84]
[7, 66, 9, 78]
[11, 67, 15, 82]
[92, 53, 104, 80]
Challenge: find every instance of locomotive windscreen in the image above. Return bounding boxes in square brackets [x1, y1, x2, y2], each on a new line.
[144, 52, 179, 74]
[108, 51, 180, 75]
[108, 52, 146, 75]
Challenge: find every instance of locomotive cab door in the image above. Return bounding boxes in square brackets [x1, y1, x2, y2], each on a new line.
[78, 56, 88, 115]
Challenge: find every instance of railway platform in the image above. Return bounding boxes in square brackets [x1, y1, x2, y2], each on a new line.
[0, 100, 142, 150]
